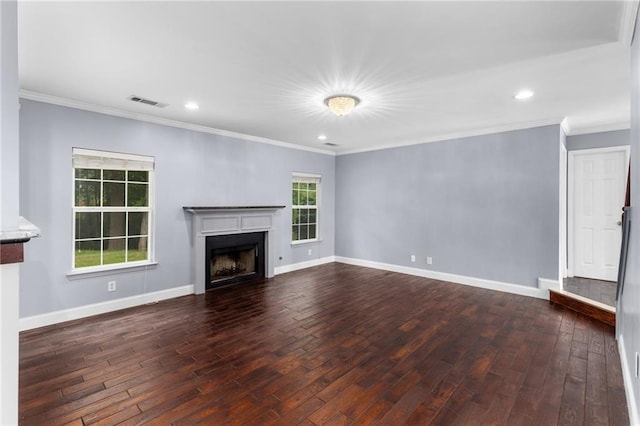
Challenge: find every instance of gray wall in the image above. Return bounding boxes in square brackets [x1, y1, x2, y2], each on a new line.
[335, 125, 561, 287]
[566, 129, 630, 151]
[19, 99, 335, 317]
[621, 11, 640, 419]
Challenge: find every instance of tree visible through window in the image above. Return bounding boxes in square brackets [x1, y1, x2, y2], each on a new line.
[292, 174, 320, 242]
[73, 148, 154, 269]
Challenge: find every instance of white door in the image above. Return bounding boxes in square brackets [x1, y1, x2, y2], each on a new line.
[572, 148, 628, 281]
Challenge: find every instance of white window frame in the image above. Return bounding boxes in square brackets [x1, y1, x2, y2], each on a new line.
[70, 148, 155, 274]
[291, 172, 321, 245]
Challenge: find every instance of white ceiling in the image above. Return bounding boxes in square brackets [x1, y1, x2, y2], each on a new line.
[18, 1, 635, 154]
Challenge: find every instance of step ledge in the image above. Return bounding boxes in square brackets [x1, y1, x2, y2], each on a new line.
[549, 289, 616, 313]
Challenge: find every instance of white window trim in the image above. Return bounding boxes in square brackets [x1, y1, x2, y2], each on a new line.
[292, 172, 321, 244]
[71, 148, 156, 274]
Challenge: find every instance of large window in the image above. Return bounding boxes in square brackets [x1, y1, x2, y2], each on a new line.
[72, 148, 154, 270]
[292, 173, 320, 243]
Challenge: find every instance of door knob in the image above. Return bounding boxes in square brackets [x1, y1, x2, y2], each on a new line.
[617, 221, 622, 226]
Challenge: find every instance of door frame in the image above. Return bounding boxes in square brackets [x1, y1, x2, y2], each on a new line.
[567, 145, 630, 279]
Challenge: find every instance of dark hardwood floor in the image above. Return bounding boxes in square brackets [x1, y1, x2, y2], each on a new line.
[19, 263, 629, 425]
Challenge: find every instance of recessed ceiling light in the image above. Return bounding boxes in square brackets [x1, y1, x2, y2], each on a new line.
[185, 102, 199, 110]
[514, 89, 534, 100]
[317, 134, 327, 140]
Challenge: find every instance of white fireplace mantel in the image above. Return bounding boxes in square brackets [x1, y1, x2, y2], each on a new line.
[184, 206, 285, 294]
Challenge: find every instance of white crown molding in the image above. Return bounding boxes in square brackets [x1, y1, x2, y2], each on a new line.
[19, 90, 336, 157]
[619, 0, 640, 47]
[335, 117, 566, 156]
[19, 284, 194, 331]
[334, 256, 549, 300]
[566, 120, 631, 136]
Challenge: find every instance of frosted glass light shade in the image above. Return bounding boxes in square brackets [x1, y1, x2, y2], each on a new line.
[324, 95, 360, 116]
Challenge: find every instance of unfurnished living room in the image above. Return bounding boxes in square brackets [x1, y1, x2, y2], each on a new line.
[1, 1, 640, 425]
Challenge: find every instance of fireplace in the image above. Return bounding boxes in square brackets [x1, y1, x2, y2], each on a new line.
[206, 232, 265, 289]
[184, 206, 285, 294]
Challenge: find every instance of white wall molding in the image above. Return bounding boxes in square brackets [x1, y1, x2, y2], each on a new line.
[274, 256, 335, 275]
[538, 278, 561, 291]
[19, 90, 335, 157]
[19, 285, 194, 331]
[334, 256, 549, 300]
[618, 334, 639, 426]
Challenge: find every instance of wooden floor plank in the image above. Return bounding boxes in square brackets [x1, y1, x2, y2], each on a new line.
[19, 263, 629, 425]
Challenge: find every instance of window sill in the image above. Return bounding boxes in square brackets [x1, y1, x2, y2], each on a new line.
[291, 238, 322, 246]
[67, 261, 158, 280]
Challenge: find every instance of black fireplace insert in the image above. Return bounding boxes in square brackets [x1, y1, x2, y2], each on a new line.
[205, 232, 265, 290]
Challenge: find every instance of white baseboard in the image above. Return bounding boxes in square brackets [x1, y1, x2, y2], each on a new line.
[334, 256, 549, 300]
[619, 334, 639, 426]
[19, 285, 194, 331]
[274, 256, 335, 275]
[538, 277, 561, 291]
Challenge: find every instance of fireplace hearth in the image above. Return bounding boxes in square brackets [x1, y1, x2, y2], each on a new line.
[205, 232, 265, 290]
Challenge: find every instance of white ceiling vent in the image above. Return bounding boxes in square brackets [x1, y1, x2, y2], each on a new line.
[323, 142, 339, 147]
[127, 95, 168, 108]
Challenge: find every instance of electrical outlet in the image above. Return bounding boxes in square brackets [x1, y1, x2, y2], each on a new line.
[427, 256, 433, 265]
[308, 248, 312, 256]
[410, 255, 416, 262]
[107, 281, 116, 292]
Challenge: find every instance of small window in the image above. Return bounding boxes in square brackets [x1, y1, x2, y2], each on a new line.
[72, 148, 154, 270]
[292, 173, 320, 243]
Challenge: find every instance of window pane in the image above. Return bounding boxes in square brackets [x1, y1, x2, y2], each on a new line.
[75, 212, 101, 239]
[309, 225, 316, 239]
[299, 183, 308, 191]
[299, 191, 308, 206]
[103, 182, 125, 206]
[299, 225, 308, 240]
[309, 183, 316, 191]
[75, 180, 101, 207]
[103, 239, 126, 264]
[307, 190, 316, 206]
[292, 189, 299, 206]
[292, 209, 300, 225]
[128, 237, 148, 261]
[292, 225, 299, 241]
[75, 168, 100, 180]
[103, 212, 126, 237]
[309, 209, 317, 224]
[127, 183, 148, 207]
[104, 170, 125, 181]
[128, 170, 148, 182]
[75, 240, 101, 268]
[293, 182, 299, 190]
[128, 212, 148, 236]
[299, 209, 308, 224]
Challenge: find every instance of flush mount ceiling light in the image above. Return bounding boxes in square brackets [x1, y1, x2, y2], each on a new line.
[514, 89, 534, 101]
[185, 102, 199, 110]
[317, 134, 327, 140]
[324, 95, 360, 117]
